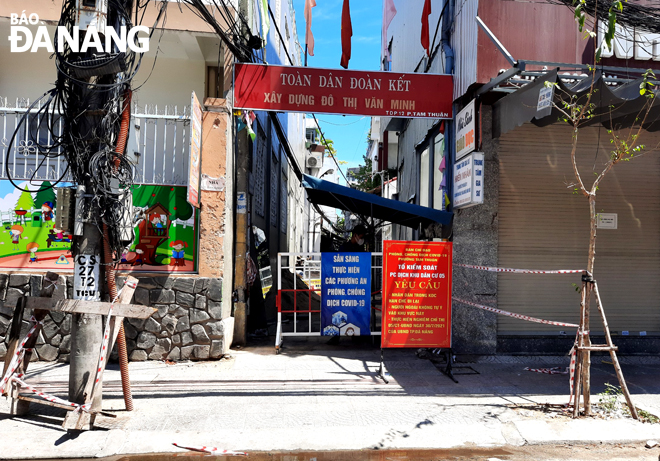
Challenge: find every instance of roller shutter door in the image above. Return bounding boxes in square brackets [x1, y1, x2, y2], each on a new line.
[497, 123, 660, 334]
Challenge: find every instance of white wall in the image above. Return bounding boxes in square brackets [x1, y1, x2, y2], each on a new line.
[0, 21, 211, 110]
[132, 55, 206, 109]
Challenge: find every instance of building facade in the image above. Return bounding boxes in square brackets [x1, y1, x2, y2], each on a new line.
[381, 0, 660, 354]
[0, 0, 309, 361]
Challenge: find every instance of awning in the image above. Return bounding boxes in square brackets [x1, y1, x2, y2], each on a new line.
[493, 68, 660, 138]
[302, 174, 453, 229]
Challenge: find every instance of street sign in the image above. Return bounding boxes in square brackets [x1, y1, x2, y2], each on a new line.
[73, 254, 100, 300]
[234, 64, 453, 119]
[453, 152, 484, 209]
[382, 241, 452, 348]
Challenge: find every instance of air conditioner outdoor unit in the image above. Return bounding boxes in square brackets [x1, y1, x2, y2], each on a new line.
[306, 152, 322, 169]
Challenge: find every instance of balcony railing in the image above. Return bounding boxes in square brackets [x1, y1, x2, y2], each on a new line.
[0, 98, 190, 186]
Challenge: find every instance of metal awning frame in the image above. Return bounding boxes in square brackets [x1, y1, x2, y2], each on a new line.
[477, 60, 660, 97]
[475, 16, 660, 97]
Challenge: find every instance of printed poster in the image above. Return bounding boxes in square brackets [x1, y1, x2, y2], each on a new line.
[382, 241, 452, 348]
[321, 252, 371, 336]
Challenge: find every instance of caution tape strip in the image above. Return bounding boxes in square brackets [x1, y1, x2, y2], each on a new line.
[1, 317, 41, 394]
[90, 281, 130, 397]
[12, 374, 90, 412]
[452, 297, 581, 328]
[524, 367, 569, 375]
[456, 264, 587, 275]
[0, 317, 90, 412]
[456, 262, 589, 408]
[173, 444, 247, 456]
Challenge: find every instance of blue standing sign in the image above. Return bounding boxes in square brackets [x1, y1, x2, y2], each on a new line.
[321, 252, 372, 336]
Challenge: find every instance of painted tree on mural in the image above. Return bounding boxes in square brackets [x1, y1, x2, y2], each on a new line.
[133, 185, 194, 221]
[549, 0, 655, 418]
[127, 185, 195, 266]
[14, 190, 35, 211]
[34, 181, 56, 209]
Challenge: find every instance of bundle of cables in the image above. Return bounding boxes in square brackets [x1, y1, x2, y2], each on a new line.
[4, 0, 166, 262]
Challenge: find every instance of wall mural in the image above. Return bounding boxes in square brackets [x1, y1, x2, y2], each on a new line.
[0, 181, 197, 272]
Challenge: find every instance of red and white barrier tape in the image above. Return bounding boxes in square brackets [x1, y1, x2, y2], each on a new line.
[452, 297, 580, 328]
[12, 374, 90, 412]
[125, 280, 138, 290]
[1, 317, 41, 394]
[456, 262, 590, 407]
[456, 264, 586, 275]
[91, 281, 128, 392]
[173, 443, 247, 456]
[569, 342, 577, 404]
[524, 367, 569, 375]
[93, 298, 116, 387]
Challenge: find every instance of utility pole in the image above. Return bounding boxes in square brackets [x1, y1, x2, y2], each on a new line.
[68, 106, 106, 419]
[233, 126, 250, 346]
[67, 0, 131, 421]
[232, 0, 252, 346]
[69, 189, 103, 413]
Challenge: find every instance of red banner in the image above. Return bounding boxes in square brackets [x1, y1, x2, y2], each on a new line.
[234, 64, 452, 119]
[381, 241, 452, 348]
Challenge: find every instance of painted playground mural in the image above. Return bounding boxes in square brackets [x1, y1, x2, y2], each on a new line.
[0, 181, 198, 272]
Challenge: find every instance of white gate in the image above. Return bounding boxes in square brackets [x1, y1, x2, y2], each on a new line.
[275, 252, 383, 353]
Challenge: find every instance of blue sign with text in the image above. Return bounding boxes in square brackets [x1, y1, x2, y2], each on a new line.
[321, 252, 371, 336]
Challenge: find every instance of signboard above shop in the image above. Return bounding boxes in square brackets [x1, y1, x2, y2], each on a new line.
[455, 99, 476, 161]
[453, 152, 484, 209]
[234, 64, 453, 119]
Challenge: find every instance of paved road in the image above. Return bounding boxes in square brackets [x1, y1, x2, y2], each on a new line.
[1, 339, 659, 459]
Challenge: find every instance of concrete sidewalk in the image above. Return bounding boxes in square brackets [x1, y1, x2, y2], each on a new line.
[1, 340, 659, 459]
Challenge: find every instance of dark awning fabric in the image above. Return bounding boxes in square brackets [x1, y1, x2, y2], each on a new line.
[493, 68, 660, 138]
[302, 174, 453, 229]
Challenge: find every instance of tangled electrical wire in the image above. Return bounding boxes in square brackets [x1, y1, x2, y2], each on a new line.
[548, 0, 660, 35]
[5, 0, 259, 264]
[176, 0, 261, 63]
[5, 0, 167, 262]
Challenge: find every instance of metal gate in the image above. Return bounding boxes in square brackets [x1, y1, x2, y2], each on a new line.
[275, 252, 383, 352]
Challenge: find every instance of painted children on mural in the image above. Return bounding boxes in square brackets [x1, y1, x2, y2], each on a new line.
[26, 242, 39, 263]
[131, 247, 145, 266]
[9, 225, 23, 251]
[152, 215, 165, 236]
[47, 228, 71, 248]
[41, 202, 54, 227]
[169, 240, 188, 266]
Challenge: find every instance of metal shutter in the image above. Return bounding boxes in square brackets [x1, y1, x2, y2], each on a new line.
[498, 123, 660, 334]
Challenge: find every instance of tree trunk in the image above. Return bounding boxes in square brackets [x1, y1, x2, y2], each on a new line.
[581, 194, 598, 415]
[587, 195, 597, 274]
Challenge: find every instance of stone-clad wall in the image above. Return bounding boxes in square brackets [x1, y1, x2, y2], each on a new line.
[0, 274, 230, 363]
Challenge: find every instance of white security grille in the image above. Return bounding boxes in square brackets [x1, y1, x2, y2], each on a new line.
[0, 98, 190, 186]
